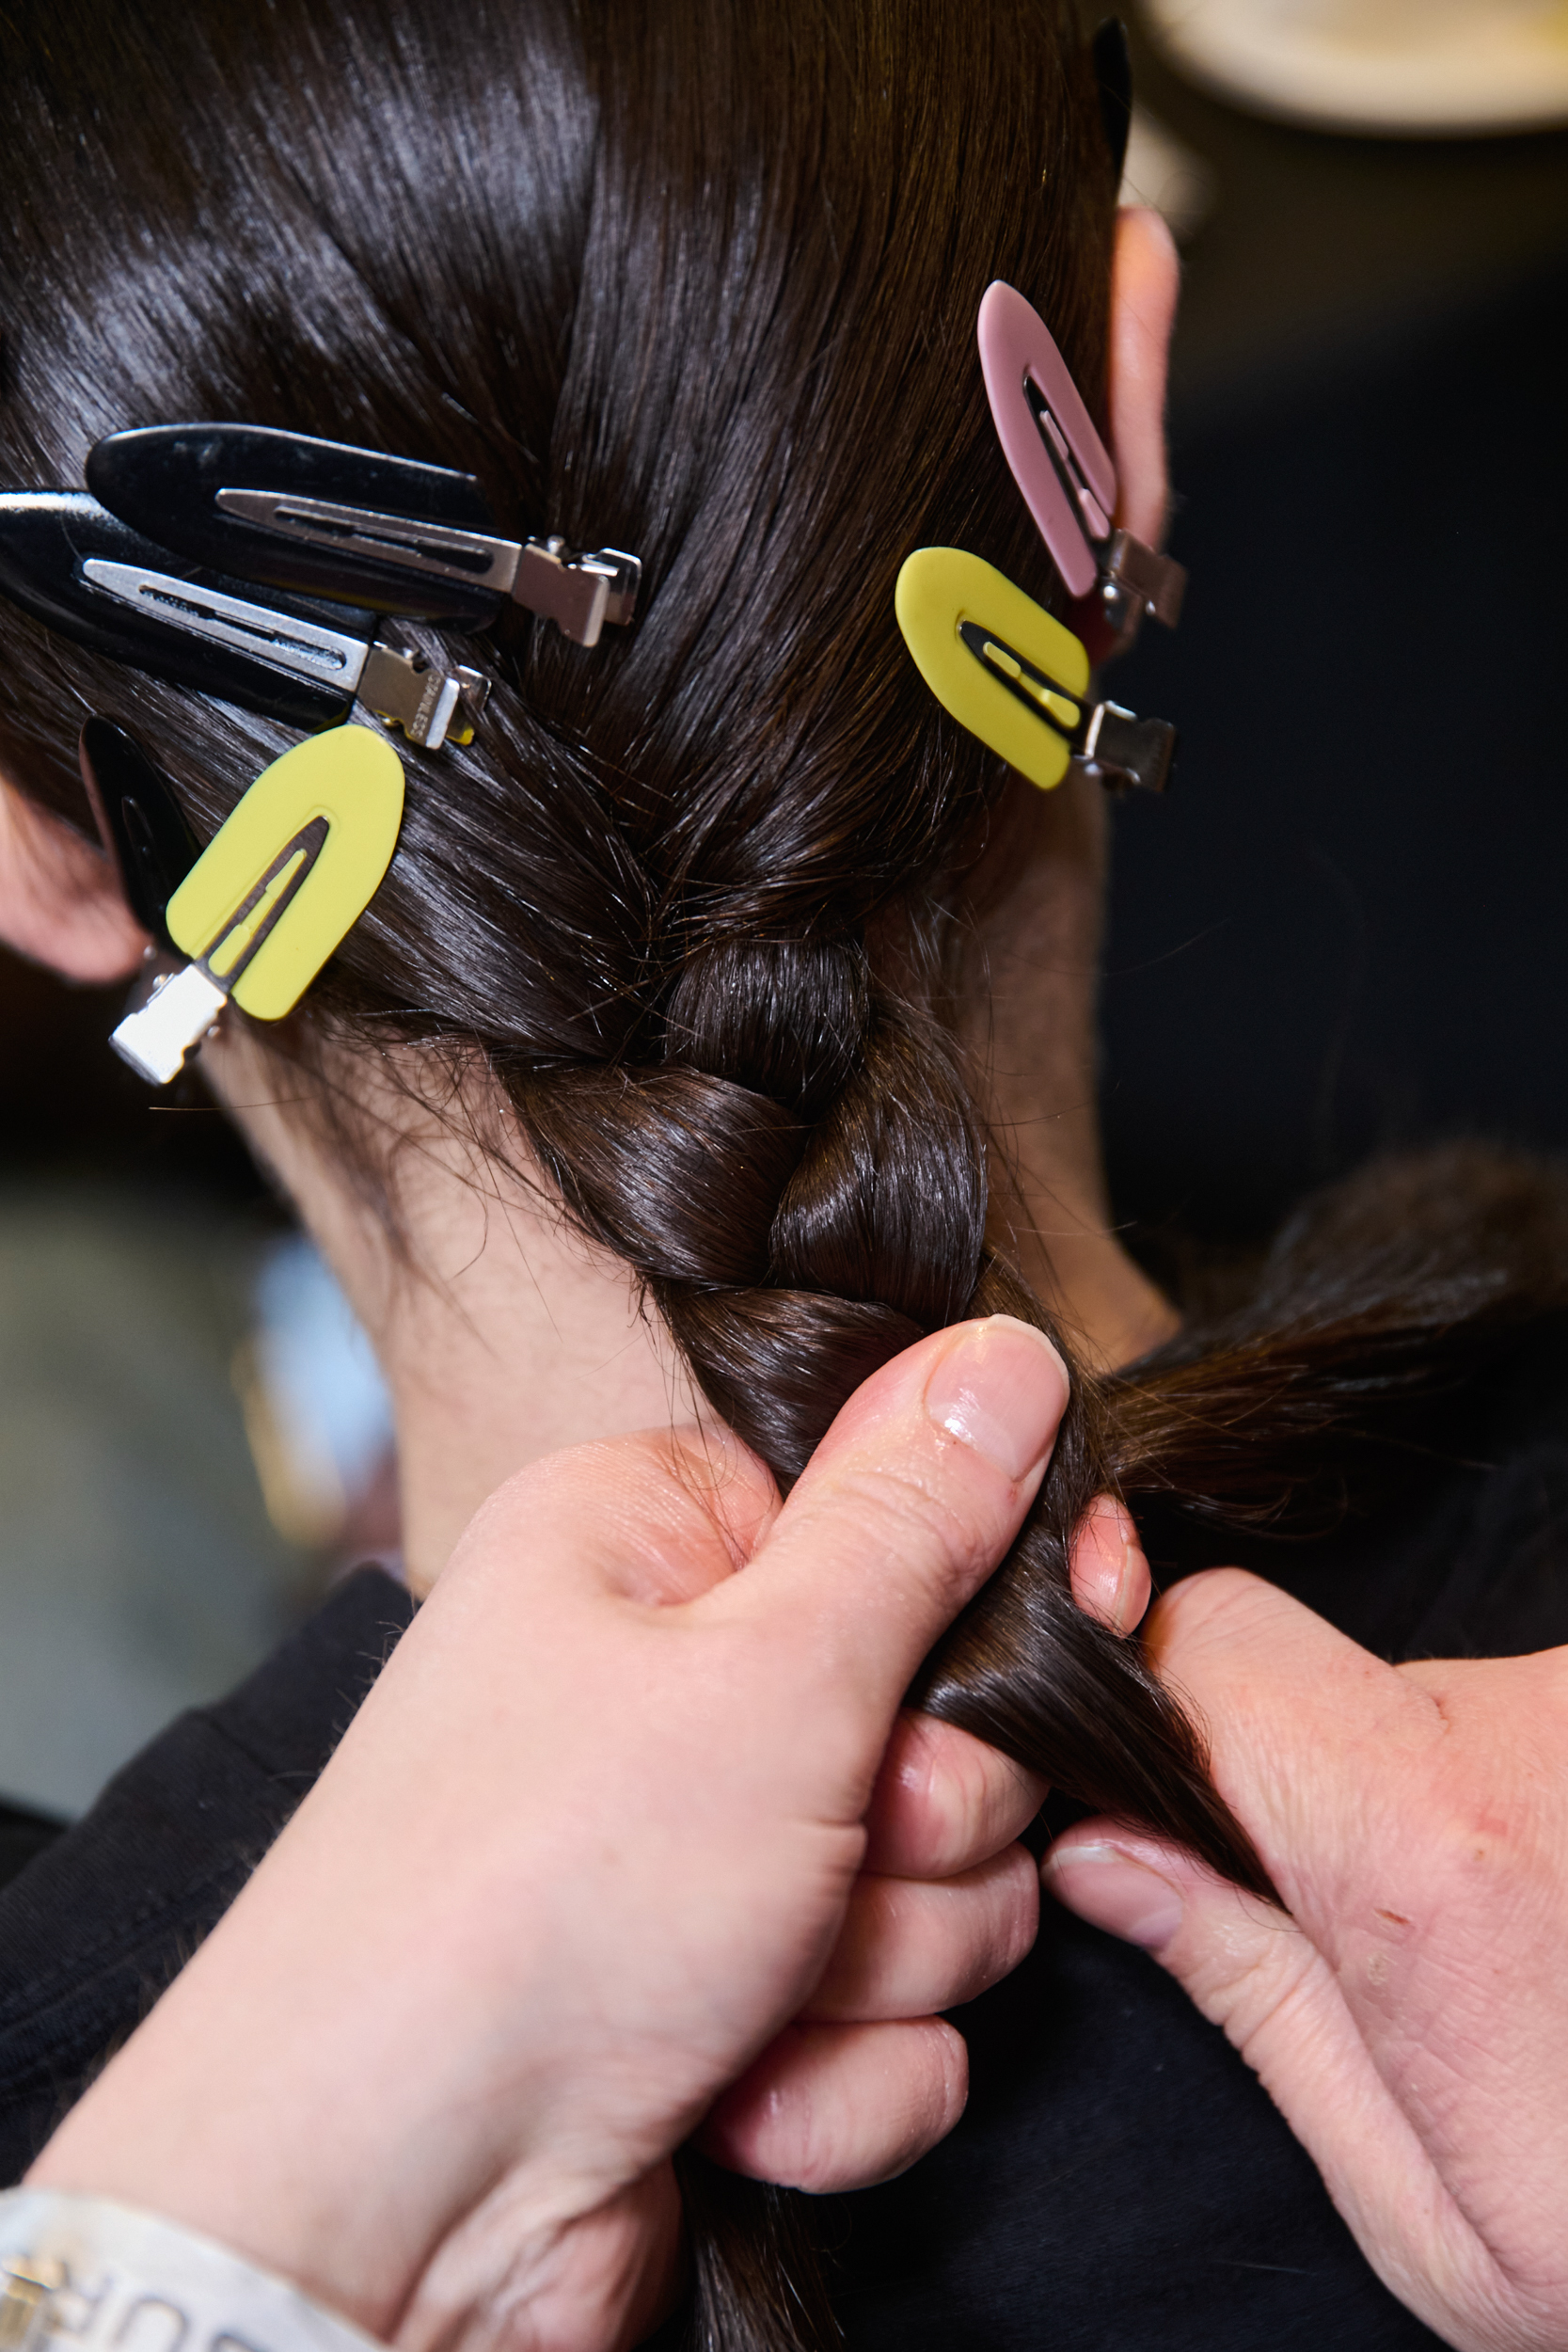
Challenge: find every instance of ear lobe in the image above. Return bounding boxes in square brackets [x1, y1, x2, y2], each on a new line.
[1108, 205, 1180, 555]
[0, 776, 150, 982]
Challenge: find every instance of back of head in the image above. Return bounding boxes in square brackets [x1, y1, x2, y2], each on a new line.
[0, 0, 1271, 1956]
[0, 0, 1111, 1502]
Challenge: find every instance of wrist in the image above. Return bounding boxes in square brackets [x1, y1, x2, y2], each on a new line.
[0, 2192, 388, 2352]
[24, 1931, 616, 2345]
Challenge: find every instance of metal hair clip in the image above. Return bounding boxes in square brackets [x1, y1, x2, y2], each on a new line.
[895, 548, 1175, 794]
[87, 426, 641, 650]
[977, 281, 1185, 650]
[0, 494, 485, 750]
[107, 724, 405, 1086]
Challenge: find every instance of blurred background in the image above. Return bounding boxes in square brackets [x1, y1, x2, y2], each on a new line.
[2, 0, 1567, 1819]
[1103, 5, 1568, 1266]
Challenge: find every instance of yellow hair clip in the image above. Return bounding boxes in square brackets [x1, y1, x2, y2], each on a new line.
[895, 547, 1087, 792]
[894, 548, 1174, 796]
[111, 724, 404, 1085]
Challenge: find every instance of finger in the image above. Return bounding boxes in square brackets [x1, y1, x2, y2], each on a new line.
[1042, 1826, 1492, 2335]
[718, 1317, 1069, 1727]
[863, 1711, 1044, 1877]
[1141, 1567, 1445, 1942]
[699, 2019, 968, 2193]
[804, 1846, 1037, 2022]
[1068, 1496, 1150, 1635]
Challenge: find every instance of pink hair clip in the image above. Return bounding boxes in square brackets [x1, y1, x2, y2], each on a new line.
[977, 279, 1186, 648]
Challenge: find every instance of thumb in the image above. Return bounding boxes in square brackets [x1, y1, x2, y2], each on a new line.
[715, 1315, 1069, 1728]
[1041, 1568, 1497, 2330]
[1040, 1823, 1474, 2327]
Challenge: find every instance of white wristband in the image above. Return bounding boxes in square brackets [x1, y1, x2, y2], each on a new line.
[0, 2192, 384, 2352]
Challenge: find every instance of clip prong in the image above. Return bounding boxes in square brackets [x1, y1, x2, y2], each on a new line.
[88, 428, 643, 648]
[214, 490, 642, 648]
[0, 502, 484, 750]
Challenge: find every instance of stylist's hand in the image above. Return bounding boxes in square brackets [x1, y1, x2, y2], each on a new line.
[32, 1316, 1085, 2352]
[1046, 1571, 1568, 2352]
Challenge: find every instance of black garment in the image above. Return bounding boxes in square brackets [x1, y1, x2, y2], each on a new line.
[0, 1804, 64, 1891]
[0, 1569, 415, 2178]
[5, 1383, 1568, 2349]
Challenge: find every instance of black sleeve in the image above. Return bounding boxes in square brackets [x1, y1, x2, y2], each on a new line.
[0, 1565, 416, 2184]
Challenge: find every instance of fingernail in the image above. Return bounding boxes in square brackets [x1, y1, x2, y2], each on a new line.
[1043, 1842, 1184, 1950]
[925, 1315, 1069, 1484]
[1077, 1498, 1131, 1631]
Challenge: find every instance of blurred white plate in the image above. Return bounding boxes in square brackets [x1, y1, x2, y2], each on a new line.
[1141, 0, 1568, 135]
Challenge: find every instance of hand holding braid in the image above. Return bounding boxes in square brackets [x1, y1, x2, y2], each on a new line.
[523, 933, 1273, 1900]
[515, 899, 1568, 2352]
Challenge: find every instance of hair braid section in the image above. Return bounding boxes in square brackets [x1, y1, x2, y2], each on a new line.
[511, 931, 1278, 1900]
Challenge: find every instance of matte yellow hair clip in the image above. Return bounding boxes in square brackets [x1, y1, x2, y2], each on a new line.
[103, 724, 404, 1086]
[894, 547, 1172, 795]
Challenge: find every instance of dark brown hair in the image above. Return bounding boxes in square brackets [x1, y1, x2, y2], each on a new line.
[2, 4, 1565, 2343]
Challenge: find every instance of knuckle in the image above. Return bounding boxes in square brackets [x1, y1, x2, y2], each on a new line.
[990, 1843, 1042, 1974]
[939, 1848, 1040, 2007]
[818, 1846, 1039, 2020]
[911, 2019, 970, 2153]
[886, 1715, 1037, 1874]
[1149, 1565, 1274, 1656]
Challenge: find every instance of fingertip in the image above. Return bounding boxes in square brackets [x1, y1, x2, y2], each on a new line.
[1042, 1831, 1189, 1953]
[1069, 1496, 1150, 1636]
[701, 2019, 969, 2192]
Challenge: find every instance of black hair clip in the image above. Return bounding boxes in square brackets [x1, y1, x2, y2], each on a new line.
[87, 425, 641, 650]
[78, 715, 198, 948]
[0, 492, 487, 749]
[1092, 19, 1133, 187]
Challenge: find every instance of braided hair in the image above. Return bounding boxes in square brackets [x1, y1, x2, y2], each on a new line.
[4, 1, 1567, 2341]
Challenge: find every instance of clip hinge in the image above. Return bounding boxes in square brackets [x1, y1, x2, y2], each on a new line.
[510, 538, 641, 646]
[577, 547, 641, 629]
[1101, 529, 1187, 636]
[1072, 701, 1176, 794]
[110, 961, 229, 1085]
[358, 644, 488, 749]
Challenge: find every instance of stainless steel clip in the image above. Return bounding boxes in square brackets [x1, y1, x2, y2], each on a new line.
[214, 491, 642, 648]
[82, 559, 486, 749]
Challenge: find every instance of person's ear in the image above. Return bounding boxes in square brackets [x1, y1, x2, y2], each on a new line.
[1108, 205, 1180, 553]
[0, 773, 150, 982]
